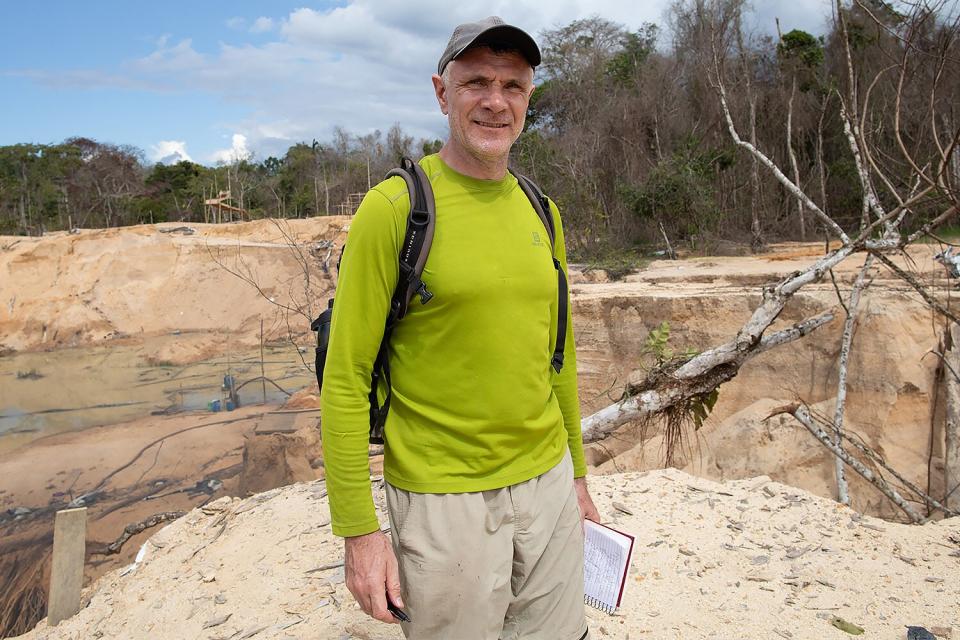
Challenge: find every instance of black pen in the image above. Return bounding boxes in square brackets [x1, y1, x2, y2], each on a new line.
[387, 600, 411, 622]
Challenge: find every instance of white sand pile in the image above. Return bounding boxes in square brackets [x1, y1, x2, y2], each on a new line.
[15, 469, 959, 640]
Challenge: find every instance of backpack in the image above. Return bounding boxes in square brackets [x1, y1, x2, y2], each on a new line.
[311, 156, 568, 444]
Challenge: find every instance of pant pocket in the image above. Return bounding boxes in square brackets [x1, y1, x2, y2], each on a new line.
[385, 483, 415, 540]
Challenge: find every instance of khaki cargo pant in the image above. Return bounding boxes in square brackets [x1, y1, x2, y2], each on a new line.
[385, 450, 589, 640]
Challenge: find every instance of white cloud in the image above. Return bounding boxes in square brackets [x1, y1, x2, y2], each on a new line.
[132, 38, 206, 74]
[250, 17, 275, 33]
[20, 0, 833, 163]
[150, 140, 192, 164]
[210, 133, 252, 164]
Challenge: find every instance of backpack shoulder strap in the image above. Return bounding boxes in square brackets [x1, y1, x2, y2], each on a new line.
[512, 171, 568, 374]
[367, 157, 437, 443]
[385, 157, 436, 323]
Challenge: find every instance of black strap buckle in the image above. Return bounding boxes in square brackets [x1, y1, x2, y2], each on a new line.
[415, 280, 433, 304]
[551, 353, 564, 373]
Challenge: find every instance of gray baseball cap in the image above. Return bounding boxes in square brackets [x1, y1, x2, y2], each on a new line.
[437, 16, 541, 75]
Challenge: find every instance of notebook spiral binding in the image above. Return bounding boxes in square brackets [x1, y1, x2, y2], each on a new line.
[584, 595, 615, 614]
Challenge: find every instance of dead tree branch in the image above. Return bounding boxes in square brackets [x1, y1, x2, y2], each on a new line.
[830, 255, 875, 505]
[102, 512, 185, 555]
[779, 404, 924, 523]
[946, 324, 960, 512]
[205, 221, 339, 376]
[870, 250, 960, 326]
[713, 58, 849, 243]
[834, 425, 959, 518]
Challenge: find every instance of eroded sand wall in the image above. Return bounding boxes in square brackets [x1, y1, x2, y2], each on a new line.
[573, 281, 944, 521]
[0, 219, 345, 359]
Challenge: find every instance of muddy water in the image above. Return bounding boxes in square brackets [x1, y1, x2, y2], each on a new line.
[0, 339, 315, 455]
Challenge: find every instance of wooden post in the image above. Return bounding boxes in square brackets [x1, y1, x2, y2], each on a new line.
[48, 507, 87, 626]
[946, 324, 960, 512]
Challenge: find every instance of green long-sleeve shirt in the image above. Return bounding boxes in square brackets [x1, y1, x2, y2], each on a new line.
[320, 154, 586, 537]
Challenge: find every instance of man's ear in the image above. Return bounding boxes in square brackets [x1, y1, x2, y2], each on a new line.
[431, 74, 448, 115]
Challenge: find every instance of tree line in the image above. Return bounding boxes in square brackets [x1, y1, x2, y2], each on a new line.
[1, 1, 957, 261]
[0, 125, 441, 235]
[517, 0, 959, 256]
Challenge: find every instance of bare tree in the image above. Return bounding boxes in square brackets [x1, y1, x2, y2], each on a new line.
[581, 0, 960, 520]
[207, 218, 337, 374]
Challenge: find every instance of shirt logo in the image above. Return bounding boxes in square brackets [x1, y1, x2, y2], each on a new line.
[532, 231, 545, 247]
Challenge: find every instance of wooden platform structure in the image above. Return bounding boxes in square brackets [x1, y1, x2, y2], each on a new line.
[204, 190, 248, 223]
[336, 193, 365, 216]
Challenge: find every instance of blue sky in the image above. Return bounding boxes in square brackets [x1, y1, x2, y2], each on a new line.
[0, 1, 834, 165]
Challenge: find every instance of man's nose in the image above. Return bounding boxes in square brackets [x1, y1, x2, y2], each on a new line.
[480, 85, 509, 112]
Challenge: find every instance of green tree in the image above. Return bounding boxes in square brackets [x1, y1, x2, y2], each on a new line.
[606, 24, 659, 88]
[621, 138, 735, 243]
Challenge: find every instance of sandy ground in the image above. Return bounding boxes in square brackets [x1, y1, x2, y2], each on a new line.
[3, 220, 958, 638]
[12, 469, 960, 640]
[0, 406, 262, 519]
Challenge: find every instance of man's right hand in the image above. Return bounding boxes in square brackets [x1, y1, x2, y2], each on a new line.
[344, 530, 403, 624]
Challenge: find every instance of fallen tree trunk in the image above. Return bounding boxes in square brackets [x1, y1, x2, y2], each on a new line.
[581, 311, 834, 443]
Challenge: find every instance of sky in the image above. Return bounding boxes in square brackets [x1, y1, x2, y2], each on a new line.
[0, 1, 834, 165]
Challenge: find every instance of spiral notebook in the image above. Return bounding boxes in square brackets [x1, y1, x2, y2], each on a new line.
[583, 520, 636, 614]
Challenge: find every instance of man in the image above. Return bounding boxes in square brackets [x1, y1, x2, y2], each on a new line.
[320, 16, 599, 640]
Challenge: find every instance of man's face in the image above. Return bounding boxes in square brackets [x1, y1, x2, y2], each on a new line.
[432, 47, 535, 166]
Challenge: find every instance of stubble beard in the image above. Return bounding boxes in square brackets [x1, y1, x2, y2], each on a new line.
[452, 116, 521, 168]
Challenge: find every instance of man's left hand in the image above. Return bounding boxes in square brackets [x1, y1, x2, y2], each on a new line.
[573, 476, 600, 525]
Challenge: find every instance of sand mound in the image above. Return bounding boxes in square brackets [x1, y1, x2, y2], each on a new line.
[237, 426, 323, 497]
[13, 471, 960, 640]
